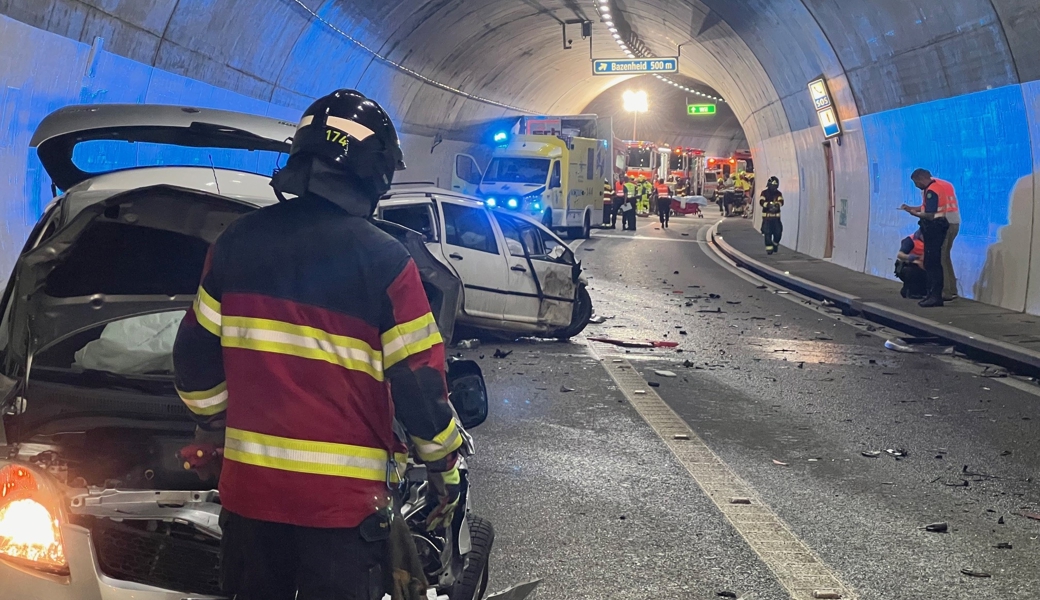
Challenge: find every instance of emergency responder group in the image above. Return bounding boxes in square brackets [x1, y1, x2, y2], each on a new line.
[172, 90, 461, 600]
[900, 168, 960, 307]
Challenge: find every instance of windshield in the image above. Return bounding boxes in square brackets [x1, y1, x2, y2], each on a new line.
[628, 148, 653, 169]
[72, 140, 286, 177]
[483, 157, 550, 184]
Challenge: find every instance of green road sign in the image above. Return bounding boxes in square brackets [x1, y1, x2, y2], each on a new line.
[688, 104, 716, 115]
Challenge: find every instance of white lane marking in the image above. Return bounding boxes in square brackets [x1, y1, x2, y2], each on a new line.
[588, 345, 857, 600]
[592, 233, 706, 243]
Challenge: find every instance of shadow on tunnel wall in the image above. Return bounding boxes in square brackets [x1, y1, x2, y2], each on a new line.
[973, 174, 1034, 312]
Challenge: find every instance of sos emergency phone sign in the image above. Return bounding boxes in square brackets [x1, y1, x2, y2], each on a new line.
[808, 78, 841, 138]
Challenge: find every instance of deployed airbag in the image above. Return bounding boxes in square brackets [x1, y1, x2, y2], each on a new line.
[74, 311, 186, 374]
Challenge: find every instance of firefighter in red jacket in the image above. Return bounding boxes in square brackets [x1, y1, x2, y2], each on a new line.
[172, 90, 462, 600]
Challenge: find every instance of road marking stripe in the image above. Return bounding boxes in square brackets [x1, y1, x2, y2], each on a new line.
[589, 348, 857, 600]
[591, 233, 706, 243]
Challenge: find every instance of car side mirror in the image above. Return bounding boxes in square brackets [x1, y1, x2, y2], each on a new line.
[446, 359, 488, 429]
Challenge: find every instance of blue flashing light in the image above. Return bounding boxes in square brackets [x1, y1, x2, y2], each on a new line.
[532, 202, 541, 210]
[493, 131, 509, 144]
[485, 197, 497, 207]
[506, 198, 519, 209]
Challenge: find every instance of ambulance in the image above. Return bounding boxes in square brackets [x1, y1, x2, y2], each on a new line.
[476, 133, 609, 239]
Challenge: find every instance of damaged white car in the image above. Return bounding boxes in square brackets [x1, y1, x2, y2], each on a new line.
[378, 188, 593, 340]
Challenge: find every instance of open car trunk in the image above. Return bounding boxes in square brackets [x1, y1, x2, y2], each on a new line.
[1, 182, 461, 447]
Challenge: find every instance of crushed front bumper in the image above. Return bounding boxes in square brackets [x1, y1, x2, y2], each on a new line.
[0, 522, 224, 599]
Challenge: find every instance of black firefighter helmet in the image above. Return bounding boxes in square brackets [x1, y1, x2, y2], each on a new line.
[767, 176, 780, 188]
[272, 90, 405, 211]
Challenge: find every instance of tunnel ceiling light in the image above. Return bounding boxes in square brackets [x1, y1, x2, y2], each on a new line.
[612, 33, 621, 39]
[623, 90, 649, 113]
[608, 26, 617, 32]
[605, 21, 614, 27]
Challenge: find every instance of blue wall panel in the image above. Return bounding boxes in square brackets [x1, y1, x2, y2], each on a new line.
[861, 85, 1034, 301]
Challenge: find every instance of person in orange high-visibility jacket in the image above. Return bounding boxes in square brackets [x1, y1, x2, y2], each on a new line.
[901, 168, 957, 307]
[173, 90, 461, 600]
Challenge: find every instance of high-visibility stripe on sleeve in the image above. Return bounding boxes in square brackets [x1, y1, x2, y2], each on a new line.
[193, 286, 222, 336]
[221, 316, 384, 381]
[411, 419, 463, 462]
[223, 428, 401, 483]
[177, 382, 229, 416]
[381, 313, 443, 369]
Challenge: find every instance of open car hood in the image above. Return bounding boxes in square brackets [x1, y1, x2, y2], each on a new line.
[30, 104, 297, 190]
[1, 186, 462, 380]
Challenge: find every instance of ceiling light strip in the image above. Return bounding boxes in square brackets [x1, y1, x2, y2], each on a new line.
[290, 0, 535, 113]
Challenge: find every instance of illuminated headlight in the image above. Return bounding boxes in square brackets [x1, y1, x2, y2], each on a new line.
[506, 198, 519, 209]
[0, 464, 67, 574]
[485, 197, 497, 207]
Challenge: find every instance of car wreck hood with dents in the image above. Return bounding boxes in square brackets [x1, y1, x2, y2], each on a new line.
[0, 104, 469, 598]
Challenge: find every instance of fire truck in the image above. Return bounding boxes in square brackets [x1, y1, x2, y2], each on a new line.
[624, 141, 658, 181]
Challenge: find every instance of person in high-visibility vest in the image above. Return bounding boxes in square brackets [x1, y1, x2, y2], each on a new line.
[622, 177, 638, 231]
[655, 178, 672, 228]
[895, 228, 927, 299]
[610, 176, 628, 229]
[901, 168, 958, 307]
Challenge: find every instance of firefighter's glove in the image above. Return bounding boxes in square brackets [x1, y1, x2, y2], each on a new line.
[178, 428, 224, 481]
[424, 457, 461, 533]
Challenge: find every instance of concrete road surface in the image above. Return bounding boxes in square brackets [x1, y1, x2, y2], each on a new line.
[461, 214, 1040, 600]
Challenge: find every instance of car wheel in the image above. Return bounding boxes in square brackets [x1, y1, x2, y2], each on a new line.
[580, 212, 591, 239]
[551, 285, 593, 340]
[450, 516, 494, 600]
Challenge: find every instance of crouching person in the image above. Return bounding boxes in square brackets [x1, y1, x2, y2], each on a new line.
[896, 229, 927, 299]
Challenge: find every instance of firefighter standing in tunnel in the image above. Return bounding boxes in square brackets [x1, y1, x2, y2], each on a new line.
[172, 90, 462, 600]
[760, 176, 784, 254]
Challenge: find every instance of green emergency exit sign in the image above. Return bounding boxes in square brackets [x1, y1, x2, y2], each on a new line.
[688, 104, 716, 115]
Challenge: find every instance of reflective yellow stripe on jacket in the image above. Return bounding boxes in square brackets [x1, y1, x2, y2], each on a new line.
[221, 316, 384, 381]
[411, 419, 463, 462]
[224, 427, 408, 482]
[177, 382, 228, 416]
[381, 312, 443, 369]
[194, 286, 222, 336]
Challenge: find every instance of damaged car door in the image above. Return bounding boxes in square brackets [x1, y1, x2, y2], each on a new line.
[493, 213, 577, 328]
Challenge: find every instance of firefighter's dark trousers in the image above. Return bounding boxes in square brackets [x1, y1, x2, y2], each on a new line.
[220, 509, 387, 600]
[761, 217, 783, 252]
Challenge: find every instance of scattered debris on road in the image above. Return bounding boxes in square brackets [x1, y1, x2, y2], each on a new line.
[812, 591, 842, 599]
[588, 336, 679, 348]
[994, 542, 1013, 549]
[456, 339, 481, 349]
[886, 448, 909, 459]
[729, 498, 751, 505]
[1016, 510, 1040, 521]
[884, 339, 915, 353]
[979, 365, 1009, 378]
[673, 433, 690, 440]
[588, 314, 611, 324]
[861, 451, 882, 458]
[716, 591, 738, 599]
[960, 569, 991, 578]
[559, 385, 575, 393]
[648, 381, 660, 388]
[772, 459, 790, 467]
[924, 522, 948, 533]
[654, 370, 678, 377]
[493, 349, 513, 359]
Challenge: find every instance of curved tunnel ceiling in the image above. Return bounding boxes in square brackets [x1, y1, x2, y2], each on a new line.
[6, 0, 1040, 151]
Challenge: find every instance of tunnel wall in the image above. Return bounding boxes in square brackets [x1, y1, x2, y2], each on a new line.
[0, 14, 484, 284]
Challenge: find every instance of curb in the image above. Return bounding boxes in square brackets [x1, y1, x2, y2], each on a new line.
[709, 224, 1040, 377]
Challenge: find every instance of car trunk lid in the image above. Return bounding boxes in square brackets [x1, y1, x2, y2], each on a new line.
[30, 104, 296, 190]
